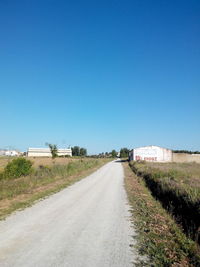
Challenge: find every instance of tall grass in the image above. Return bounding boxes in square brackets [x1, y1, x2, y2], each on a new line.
[124, 162, 200, 266]
[129, 161, 200, 244]
[0, 159, 104, 201]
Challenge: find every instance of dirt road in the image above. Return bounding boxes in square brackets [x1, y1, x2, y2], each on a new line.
[0, 160, 136, 267]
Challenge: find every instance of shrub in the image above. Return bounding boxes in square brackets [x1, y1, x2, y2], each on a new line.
[3, 158, 33, 179]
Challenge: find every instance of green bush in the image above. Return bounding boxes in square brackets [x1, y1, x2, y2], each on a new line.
[3, 158, 33, 179]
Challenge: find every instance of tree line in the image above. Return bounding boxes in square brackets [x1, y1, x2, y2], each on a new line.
[173, 150, 200, 154]
[46, 143, 130, 159]
[90, 148, 129, 158]
[71, 146, 87, 156]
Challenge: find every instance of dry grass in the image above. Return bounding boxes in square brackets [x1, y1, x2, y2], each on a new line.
[28, 157, 77, 168]
[129, 161, 200, 244]
[0, 156, 76, 170]
[123, 162, 200, 266]
[146, 162, 200, 189]
[0, 157, 11, 172]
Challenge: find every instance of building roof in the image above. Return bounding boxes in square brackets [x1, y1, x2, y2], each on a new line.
[131, 145, 172, 151]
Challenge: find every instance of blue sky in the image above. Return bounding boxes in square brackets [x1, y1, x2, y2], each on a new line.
[0, 0, 200, 154]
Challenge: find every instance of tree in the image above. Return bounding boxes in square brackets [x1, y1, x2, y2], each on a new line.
[80, 148, 87, 156]
[72, 146, 80, 156]
[72, 146, 87, 157]
[111, 150, 117, 158]
[48, 144, 58, 159]
[120, 148, 129, 158]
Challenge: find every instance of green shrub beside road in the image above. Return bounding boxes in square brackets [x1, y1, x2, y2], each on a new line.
[1, 158, 33, 179]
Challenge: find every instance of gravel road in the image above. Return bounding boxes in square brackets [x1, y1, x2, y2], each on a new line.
[0, 160, 137, 267]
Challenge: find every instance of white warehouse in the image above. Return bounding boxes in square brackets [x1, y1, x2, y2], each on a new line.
[129, 145, 172, 162]
[27, 148, 72, 157]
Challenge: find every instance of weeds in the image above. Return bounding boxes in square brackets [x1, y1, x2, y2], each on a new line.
[123, 162, 200, 266]
[129, 161, 200, 244]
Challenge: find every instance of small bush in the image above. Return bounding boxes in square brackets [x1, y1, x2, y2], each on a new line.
[3, 158, 33, 179]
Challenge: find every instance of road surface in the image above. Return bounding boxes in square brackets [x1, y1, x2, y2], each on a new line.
[0, 160, 137, 267]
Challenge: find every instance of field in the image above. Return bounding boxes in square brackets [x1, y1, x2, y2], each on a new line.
[0, 157, 111, 219]
[129, 161, 200, 244]
[123, 161, 200, 266]
[146, 162, 200, 189]
[0, 156, 75, 171]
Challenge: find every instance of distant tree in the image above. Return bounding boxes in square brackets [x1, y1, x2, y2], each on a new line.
[111, 150, 117, 158]
[80, 148, 87, 156]
[120, 148, 129, 158]
[48, 144, 58, 159]
[72, 146, 80, 156]
[105, 152, 109, 157]
[71, 146, 87, 157]
[173, 150, 200, 154]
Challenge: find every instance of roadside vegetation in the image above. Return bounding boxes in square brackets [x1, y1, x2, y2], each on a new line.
[129, 161, 200, 244]
[0, 158, 33, 179]
[0, 157, 110, 219]
[123, 162, 200, 266]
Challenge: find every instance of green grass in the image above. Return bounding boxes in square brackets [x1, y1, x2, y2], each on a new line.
[123, 162, 200, 266]
[0, 158, 110, 219]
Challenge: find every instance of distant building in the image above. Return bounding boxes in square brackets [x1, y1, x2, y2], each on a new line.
[0, 150, 6, 156]
[0, 150, 20, 157]
[5, 150, 20, 157]
[129, 146, 172, 162]
[0, 149, 20, 157]
[27, 148, 72, 157]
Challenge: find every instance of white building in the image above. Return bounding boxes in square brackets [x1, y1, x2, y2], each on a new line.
[27, 148, 72, 157]
[0, 150, 20, 157]
[0, 150, 6, 156]
[129, 145, 172, 162]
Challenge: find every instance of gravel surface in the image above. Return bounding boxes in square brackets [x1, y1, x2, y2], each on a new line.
[0, 160, 137, 267]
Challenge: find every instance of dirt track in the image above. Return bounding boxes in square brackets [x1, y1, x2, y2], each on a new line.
[0, 160, 136, 267]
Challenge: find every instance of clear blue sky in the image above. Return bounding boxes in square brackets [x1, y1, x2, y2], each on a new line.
[0, 0, 200, 154]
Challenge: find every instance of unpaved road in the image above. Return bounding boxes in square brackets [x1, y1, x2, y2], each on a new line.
[0, 160, 136, 267]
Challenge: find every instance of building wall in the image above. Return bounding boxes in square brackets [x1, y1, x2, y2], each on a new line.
[129, 146, 200, 163]
[4, 150, 19, 156]
[172, 153, 200, 163]
[130, 146, 172, 162]
[28, 148, 72, 157]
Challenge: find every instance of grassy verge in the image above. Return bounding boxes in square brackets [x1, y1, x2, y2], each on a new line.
[0, 158, 111, 220]
[123, 162, 200, 266]
[129, 161, 200, 244]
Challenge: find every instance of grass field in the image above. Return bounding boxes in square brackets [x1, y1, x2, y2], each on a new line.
[146, 162, 200, 190]
[0, 156, 76, 170]
[0, 157, 111, 219]
[129, 161, 200, 244]
[123, 162, 200, 266]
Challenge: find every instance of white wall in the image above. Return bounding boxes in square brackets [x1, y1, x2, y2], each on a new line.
[28, 148, 72, 157]
[130, 146, 172, 162]
[172, 153, 200, 163]
[5, 150, 19, 156]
